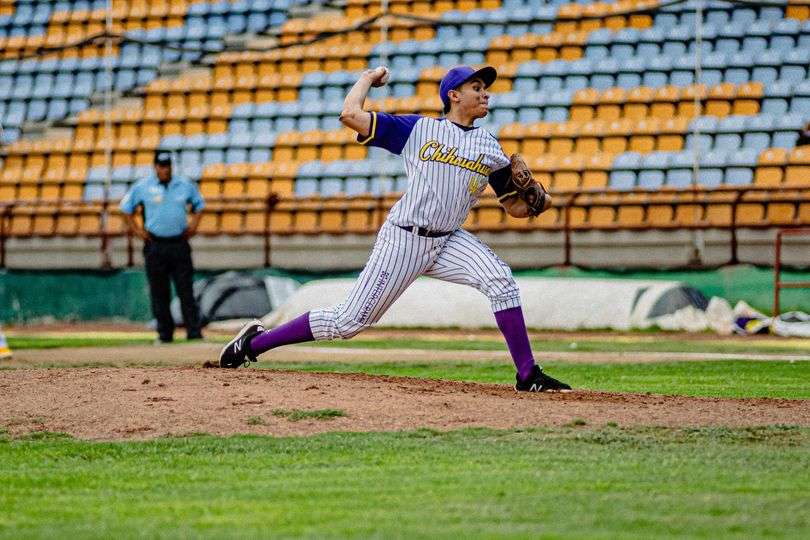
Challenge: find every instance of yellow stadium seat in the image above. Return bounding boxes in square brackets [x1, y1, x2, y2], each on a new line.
[628, 117, 658, 153]
[755, 148, 788, 186]
[553, 154, 584, 191]
[766, 202, 796, 225]
[220, 211, 244, 234]
[570, 88, 598, 121]
[0, 183, 15, 201]
[705, 83, 735, 117]
[602, 119, 631, 154]
[735, 203, 765, 225]
[596, 87, 626, 121]
[10, 211, 33, 236]
[548, 122, 578, 155]
[581, 153, 612, 190]
[623, 86, 654, 120]
[575, 120, 602, 155]
[733, 81, 763, 115]
[658, 117, 687, 151]
[589, 205, 616, 226]
[54, 212, 78, 235]
[522, 122, 549, 156]
[647, 203, 675, 226]
[674, 203, 703, 226]
[197, 213, 219, 235]
[651, 86, 679, 119]
[785, 147, 810, 186]
[679, 84, 707, 117]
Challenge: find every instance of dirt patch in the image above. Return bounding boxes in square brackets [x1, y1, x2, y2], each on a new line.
[1, 368, 808, 441]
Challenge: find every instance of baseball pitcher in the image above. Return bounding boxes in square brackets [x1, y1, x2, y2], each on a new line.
[219, 65, 570, 392]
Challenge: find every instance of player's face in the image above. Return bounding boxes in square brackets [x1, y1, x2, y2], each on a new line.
[453, 78, 490, 118]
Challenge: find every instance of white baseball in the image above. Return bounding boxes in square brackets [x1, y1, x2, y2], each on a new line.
[371, 66, 390, 87]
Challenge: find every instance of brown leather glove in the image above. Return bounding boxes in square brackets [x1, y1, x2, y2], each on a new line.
[509, 153, 552, 217]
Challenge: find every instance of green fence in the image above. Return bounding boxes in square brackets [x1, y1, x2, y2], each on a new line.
[0, 265, 808, 323]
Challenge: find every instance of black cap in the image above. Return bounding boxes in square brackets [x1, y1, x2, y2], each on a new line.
[154, 151, 172, 165]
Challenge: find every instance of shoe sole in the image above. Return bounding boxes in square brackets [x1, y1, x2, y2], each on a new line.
[219, 319, 264, 368]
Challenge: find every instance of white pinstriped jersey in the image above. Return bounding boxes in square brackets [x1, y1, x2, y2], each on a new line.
[359, 112, 511, 232]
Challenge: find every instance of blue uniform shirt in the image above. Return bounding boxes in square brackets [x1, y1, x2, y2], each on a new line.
[119, 173, 205, 237]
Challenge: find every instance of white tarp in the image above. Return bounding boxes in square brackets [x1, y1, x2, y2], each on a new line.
[264, 277, 715, 332]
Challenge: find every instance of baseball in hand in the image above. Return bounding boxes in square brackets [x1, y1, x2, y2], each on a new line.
[369, 66, 390, 87]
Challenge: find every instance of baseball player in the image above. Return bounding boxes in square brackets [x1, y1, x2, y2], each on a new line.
[219, 65, 571, 392]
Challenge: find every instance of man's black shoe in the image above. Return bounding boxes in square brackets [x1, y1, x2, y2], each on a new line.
[219, 320, 264, 368]
[515, 365, 572, 392]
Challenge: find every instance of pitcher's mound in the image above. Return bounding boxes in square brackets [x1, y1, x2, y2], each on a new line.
[2, 368, 808, 440]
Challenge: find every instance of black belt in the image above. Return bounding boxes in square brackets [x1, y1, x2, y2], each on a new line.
[148, 233, 186, 243]
[397, 225, 453, 238]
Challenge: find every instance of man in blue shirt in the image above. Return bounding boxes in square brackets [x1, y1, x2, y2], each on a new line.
[120, 151, 206, 343]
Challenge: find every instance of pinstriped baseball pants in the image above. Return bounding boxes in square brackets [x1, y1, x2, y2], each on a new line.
[309, 220, 521, 340]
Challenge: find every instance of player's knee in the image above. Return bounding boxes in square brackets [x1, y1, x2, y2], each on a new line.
[334, 310, 372, 339]
[485, 274, 520, 304]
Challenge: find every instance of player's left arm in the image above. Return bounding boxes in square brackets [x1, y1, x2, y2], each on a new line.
[488, 166, 533, 218]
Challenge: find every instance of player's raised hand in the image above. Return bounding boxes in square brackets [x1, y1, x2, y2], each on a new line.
[364, 66, 390, 87]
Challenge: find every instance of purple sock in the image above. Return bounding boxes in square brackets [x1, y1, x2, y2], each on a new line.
[250, 312, 314, 355]
[494, 306, 536, 381]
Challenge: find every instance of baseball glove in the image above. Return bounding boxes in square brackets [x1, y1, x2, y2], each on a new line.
[509, 153, 551, 217]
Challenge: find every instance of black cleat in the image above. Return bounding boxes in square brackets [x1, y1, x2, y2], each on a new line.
[515, 365, 572, 392]
[219, 320, 265, 368]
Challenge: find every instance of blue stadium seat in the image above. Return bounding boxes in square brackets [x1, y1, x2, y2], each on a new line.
[725, 148, 756, 185]
[780, 48, 809, 84]
[83, 184, 105, 202]
[760, 80, 793, 116]
[772, 114, 803, 148]
[666, 151, 695, 188]
[617, 58, 644, 89]
[742, 115, 774, 151]
[792, 81, 810, 116]
[180, 149, 202, 169]
[46, 98, 68, 121]
[642, 56, 671, 88]
[294, 178, 318, 197]
[715, 115, 746, 151]
[369, 177, 395, 195]
[394, 176, 409, 192]
[638, 153, 668, 188]
[5, 101, 25, 125]
[158, 135, 183, 153]
[108, 183, 128, 200]
[26, 99, 47, 122]
[699, 150, 727, 187]
[637, 27, 664, 57]
[686, 117, 718, 151]
[87, 167, 108, 184]
[715, 22, 744, 54]
[609, 152, 641, 190]
[12, 75, 33, 99]
[112, 166, 133, 184]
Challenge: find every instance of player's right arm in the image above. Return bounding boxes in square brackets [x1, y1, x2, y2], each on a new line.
[339, 66, 389, 138]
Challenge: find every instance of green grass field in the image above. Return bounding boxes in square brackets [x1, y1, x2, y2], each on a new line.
[259, 359, 810, 399]
[2, 332, 809, 538]
[1, 427, 808, 539]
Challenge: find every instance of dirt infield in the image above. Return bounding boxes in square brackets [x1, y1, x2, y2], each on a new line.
[2, 366, 809, 440]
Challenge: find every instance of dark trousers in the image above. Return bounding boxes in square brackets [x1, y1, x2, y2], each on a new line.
[143, 236, 202, 342]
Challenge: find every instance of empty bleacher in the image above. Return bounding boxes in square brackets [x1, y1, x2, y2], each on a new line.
[1, 0, 809, 269]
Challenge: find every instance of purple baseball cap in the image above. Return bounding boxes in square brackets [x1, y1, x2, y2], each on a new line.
[439, 65, 497, 113]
